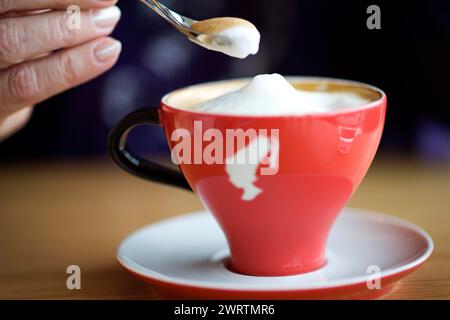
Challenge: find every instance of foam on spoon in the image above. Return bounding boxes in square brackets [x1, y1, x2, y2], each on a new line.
[191, 17, 260, 59]
[193, 74, 371, 115]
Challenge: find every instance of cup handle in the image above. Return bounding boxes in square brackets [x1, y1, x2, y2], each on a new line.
[108, 108, 192, 190]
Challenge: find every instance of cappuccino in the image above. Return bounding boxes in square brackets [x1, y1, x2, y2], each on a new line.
[191, 74, 373, 116]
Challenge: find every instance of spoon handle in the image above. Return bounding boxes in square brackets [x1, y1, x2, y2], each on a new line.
[138, 0, 198, 32]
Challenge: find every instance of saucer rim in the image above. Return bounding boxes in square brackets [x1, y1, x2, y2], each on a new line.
[117, 207, 433, 292]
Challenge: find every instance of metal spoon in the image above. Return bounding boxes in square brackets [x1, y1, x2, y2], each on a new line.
[138, 0, 204, 45]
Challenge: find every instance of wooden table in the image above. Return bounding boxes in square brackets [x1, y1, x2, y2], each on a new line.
[0, 156, 449, 299]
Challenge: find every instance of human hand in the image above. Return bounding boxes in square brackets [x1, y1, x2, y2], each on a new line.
[0, 0, 122, 140]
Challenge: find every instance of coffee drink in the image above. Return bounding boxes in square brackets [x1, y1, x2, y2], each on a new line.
[170, 74, 378, 115]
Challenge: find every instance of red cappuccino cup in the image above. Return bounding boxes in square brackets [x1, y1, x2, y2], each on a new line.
[109, 77, 386, 276]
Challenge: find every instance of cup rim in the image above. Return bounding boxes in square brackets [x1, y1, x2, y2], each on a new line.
[161, 76, 387, 119]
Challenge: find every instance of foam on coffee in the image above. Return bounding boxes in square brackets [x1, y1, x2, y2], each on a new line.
[190, 74, 372, 116]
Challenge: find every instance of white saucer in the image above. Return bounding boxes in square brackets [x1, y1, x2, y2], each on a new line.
[117, 208, 433, 299]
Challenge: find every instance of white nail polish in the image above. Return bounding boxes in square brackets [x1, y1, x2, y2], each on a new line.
[92, 6, 121, 28]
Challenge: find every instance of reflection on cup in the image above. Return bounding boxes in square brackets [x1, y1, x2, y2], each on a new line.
[337, 112, 364, 154]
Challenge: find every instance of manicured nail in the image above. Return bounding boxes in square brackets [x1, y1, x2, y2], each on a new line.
[92, 6, 121, 28]
[95, 39, 122, 62]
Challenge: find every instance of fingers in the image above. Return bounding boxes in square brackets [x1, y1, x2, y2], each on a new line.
[0, 0, 118, 15]
[0, 106, 33, 141]
[0, 10, 52, 19]
[0, 6, 121, 68]
[0, 37, 121, 115]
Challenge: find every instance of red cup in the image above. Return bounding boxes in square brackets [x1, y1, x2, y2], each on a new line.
[109, 77, 386, 276]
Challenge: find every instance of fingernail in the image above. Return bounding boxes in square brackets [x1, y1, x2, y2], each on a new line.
[95, 39, 122, 62]
[92, 6, 121, 28]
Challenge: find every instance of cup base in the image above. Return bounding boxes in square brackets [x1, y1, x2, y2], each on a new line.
[227, 258, 327, 277]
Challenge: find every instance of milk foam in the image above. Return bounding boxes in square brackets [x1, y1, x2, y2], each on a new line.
[197, 26, 260, 59]
[193, 74, 371, 115]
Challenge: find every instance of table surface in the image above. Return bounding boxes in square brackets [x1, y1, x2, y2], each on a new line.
[0, 156, 449, 299]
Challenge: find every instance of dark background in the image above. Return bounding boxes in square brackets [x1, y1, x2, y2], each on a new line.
[0, 0, 449, 162]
